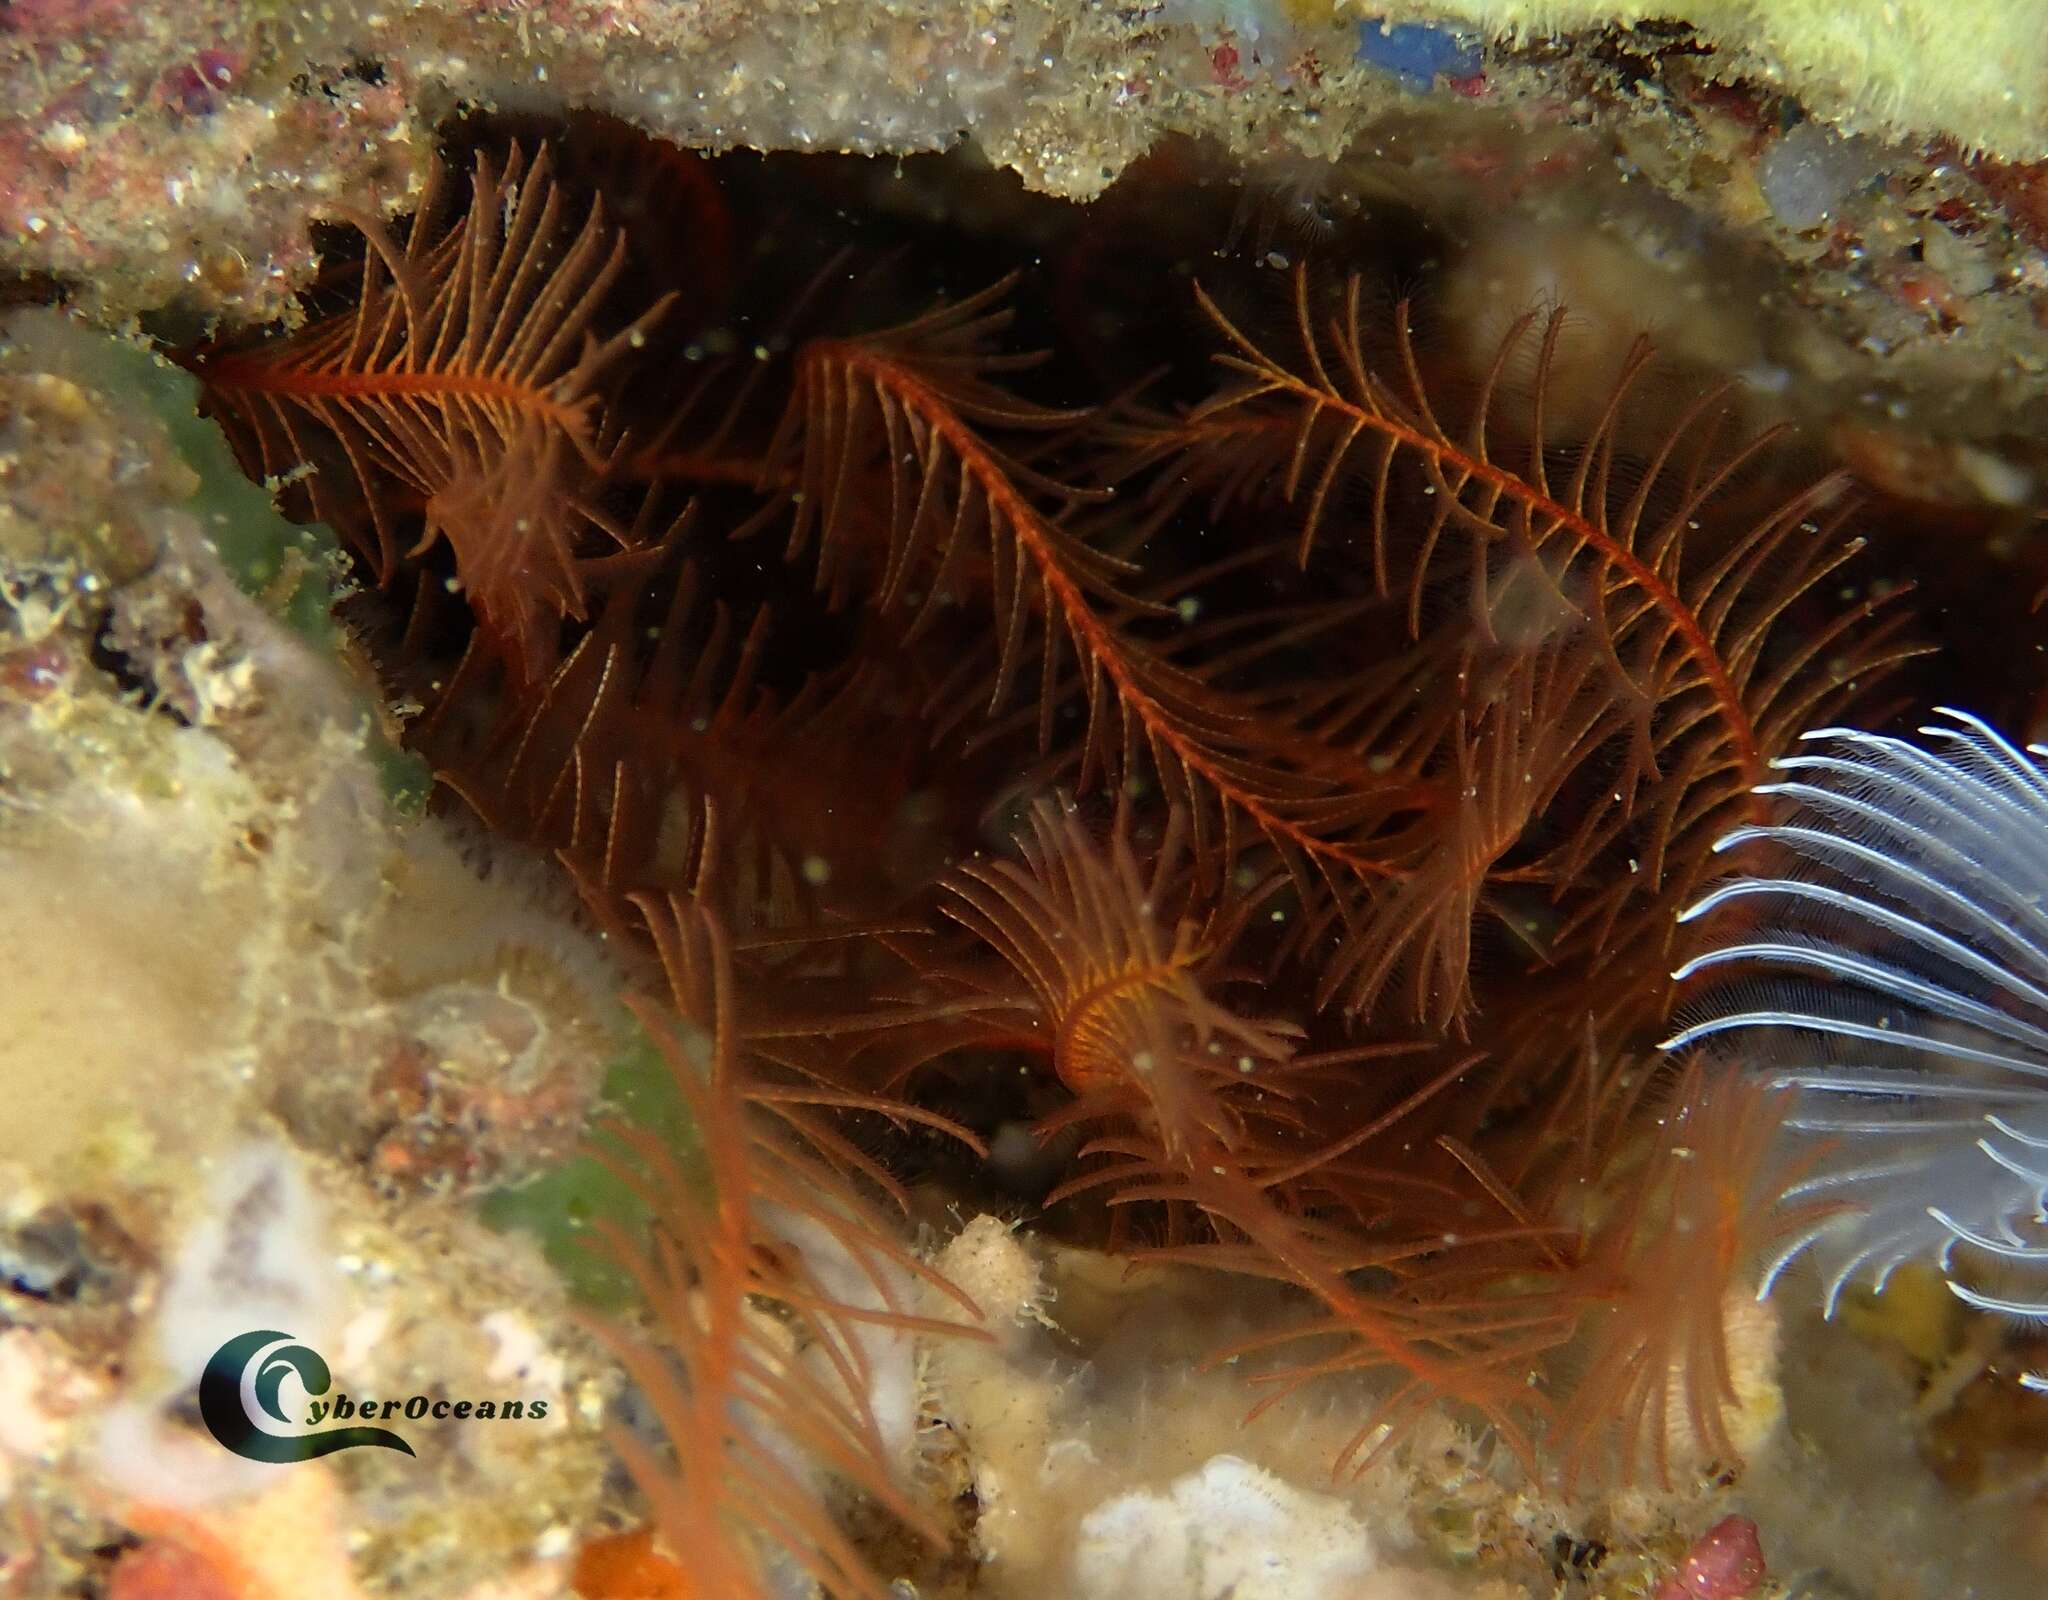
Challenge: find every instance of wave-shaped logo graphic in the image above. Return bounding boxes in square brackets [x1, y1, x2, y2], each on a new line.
[200, 1330, 416, 1462]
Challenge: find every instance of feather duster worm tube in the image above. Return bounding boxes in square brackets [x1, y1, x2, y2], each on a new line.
[1664, 709, 2048, 1384]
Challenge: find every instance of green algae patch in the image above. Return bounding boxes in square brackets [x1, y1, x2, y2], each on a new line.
[103, 331, 351, 645]
[479, 1023, 704, 1309]
[370, 735, 434, 818]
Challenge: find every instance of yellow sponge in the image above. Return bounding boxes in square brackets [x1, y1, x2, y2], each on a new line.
[1333, 1, 2048, 158]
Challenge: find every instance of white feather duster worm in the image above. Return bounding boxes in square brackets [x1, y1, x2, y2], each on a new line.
[1663, 708, 2048, 1384]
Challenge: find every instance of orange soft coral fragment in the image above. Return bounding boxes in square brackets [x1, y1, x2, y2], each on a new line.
[108, 1540, 244, 1600]
[569, 1528, 691, 1600]
[114, 1469, 371, 1600]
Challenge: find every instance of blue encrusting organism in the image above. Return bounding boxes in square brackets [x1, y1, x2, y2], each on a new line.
[1354, 17, 1481, 90]
[1663, 709, 2048, 1384]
